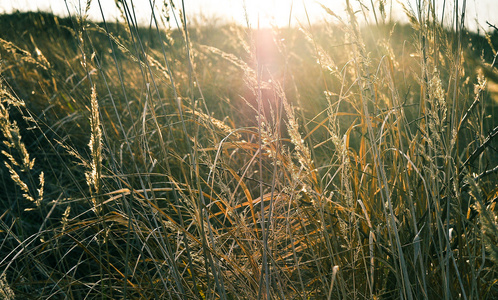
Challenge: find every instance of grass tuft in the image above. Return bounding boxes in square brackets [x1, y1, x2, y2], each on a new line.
[0, 2, 497, 299]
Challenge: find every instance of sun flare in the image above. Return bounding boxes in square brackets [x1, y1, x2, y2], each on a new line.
[244, 0, 296, 28]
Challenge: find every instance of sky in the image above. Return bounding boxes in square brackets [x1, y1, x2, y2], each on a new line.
[0, 0, 496, 32]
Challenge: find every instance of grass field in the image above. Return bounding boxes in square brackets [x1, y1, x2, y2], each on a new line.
[0, 1, 497, 299]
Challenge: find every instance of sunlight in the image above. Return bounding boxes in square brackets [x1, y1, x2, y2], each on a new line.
[183, 0, 326, 29]
[243, 0, 295, 28]
[0, 0, 495, 32]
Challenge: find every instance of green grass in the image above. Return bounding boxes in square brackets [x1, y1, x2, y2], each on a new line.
[0, 1, 497, 299]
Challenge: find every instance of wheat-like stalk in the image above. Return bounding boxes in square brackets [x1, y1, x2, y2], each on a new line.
[85, 85, 103, 213]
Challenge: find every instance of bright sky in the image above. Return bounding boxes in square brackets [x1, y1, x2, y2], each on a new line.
[0, 0, 496, 32]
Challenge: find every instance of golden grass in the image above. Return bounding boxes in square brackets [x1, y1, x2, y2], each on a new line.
[0, 1, 497, 299]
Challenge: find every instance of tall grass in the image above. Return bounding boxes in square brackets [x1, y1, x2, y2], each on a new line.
[0, 0, 497, 299]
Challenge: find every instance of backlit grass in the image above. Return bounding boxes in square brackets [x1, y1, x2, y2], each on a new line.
[0, 1, 497, 299]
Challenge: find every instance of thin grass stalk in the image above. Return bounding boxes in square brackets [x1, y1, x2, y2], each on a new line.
[144, 3, 204, 294]
[92, 3, 150, 297]
[86, 85, 111, 298]
[178, 1, 229, 297]
[444, 2, 467, 298]
[345, 1, 414, 299]
[383, 53, 429, 297]
[94, 1, 189, 297]
[117, 5, 205, 297]
[253, 18, 271, 300]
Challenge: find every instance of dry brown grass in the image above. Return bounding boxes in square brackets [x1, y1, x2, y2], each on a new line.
[0, 1, 497, 299]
